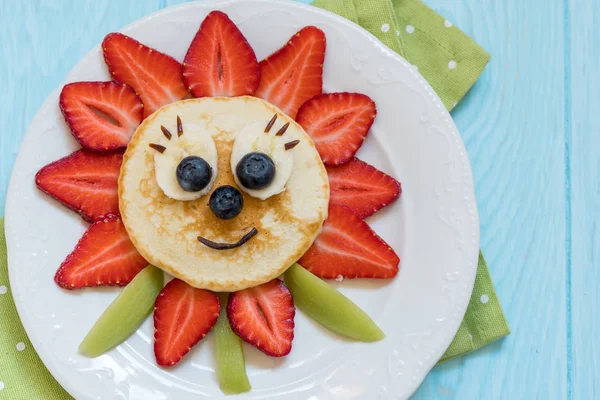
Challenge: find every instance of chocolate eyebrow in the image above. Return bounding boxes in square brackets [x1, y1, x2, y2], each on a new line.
[198, 228, 258, 250]
[265, 114, 278, 133]
[149, 143, 166, 153]
[160, 126, 172, 140]
[177, 115, 183, 137]
[275, 122, 290, 136]
[284, 140, 300, 150]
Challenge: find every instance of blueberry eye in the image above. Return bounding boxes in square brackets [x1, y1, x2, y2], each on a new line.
[176, 156, 212, 192]
[235, 152, 276, 190]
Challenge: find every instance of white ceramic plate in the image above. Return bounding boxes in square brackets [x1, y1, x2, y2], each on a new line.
[5, 1, 479, 399]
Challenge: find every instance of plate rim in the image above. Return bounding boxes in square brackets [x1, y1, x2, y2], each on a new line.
[5, 0, 480, 398]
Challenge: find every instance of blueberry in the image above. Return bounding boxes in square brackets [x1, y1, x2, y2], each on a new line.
[236, 152, 276, 190]
[176, 156, 212, 192]
[209, 185, 243, 219]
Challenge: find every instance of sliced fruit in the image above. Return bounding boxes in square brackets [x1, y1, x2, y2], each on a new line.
[284, 263, 384, 342]
[35, 150, 122, 222]
[230, 120, 294, 200]
[235, 152, 276, 190]
[154, 279, 220, 366]
[254, 26, 326, 119]
[79, 265, 162, 357]
[59, 81, 143, 151]
[54, 215, 148, 289]
[153, 127, 218, 201]
[227, 279, 295, 357]
[299, 205, 399, 279]
[296, 93, 376, 165]
[183, 11, 260, 97]
[215, 294, 251, 395]
[102, 32, 188, 118]
[327, 158, 401, 219]
[176, 156, 213, 192]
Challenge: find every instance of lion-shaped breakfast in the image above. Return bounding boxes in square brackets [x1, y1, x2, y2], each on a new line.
[120, 97, 329, 292]
[35, 10, 401, 394]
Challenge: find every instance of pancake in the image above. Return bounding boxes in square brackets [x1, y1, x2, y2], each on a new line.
[119, 96, 329, 292]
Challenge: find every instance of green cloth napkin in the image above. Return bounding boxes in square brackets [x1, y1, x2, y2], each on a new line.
[313, 0, 510, 363]
[0, 1, 509, 398]
[0, 219, 71, 399]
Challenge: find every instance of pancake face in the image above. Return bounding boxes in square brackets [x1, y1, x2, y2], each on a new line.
[119, 96, 329, 292]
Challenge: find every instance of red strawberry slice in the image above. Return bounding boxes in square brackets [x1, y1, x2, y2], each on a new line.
[299, 205, 399, 279]
[254, 26, 326, 119]
[35, 150, 122, 222]
[183, 11, 260, 98]
[227, 280, 295, 357]
[327, 158, 401, 219]
[154, 279, 220, 366]
[59, 81, 143, 152]
[296, 93, 376, 165]
[102, 32, 188, 118]
[54, 215, 147, 289]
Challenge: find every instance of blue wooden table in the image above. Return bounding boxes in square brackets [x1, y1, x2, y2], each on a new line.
[0, 1, 597, 399]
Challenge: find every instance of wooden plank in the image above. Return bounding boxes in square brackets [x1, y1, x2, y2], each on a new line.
[0, 0, 574, 398]
[160, 0, 571, 397]
[411, 0, 567, 398]
[0, 0, 160, 213]
[569, 0, 599, 398]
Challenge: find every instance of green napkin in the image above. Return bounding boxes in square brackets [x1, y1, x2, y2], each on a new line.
[0, 1, 508, 398]
[313, 0, 509, 363]
[0, 219, 71, 399]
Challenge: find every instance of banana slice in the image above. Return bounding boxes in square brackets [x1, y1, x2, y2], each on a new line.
[230, 120, 295, 200]
[154, 124, 218, 201]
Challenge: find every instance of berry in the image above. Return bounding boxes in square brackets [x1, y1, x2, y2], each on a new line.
[183, 11, 260, 97]
[176, 156, 213, 192]
[326, 158, 401, 218]
[102, 32, 187, 118]
[59, 81, 143, 152]
[254, 26, 326, 119]
[154, 279, 220, 366]
[227, 280, 295, 357]
[35, 150, 122, 222]
[210, 185, 243, 219]
[235, 152, 276, 190]
[54, 216, 148, 289]
[296, 93, 377, 165]
[299, 205, 400, 279]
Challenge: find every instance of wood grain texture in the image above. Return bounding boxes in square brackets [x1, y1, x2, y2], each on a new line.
[0, 0, 159, 214]
[0, 0, 596, 399]
[412, 0, 568, 398]
[569, 0, 599, 399]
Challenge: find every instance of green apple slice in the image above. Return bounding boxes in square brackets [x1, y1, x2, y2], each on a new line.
[79, 265, 163, 357]
[215, 294, 251, 395]
[284, 263, 385, 342]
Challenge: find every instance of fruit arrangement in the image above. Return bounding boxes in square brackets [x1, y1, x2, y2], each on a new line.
[36, 10, 402, 394]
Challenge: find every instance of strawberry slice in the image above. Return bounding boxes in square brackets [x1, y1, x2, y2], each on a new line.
[59, 81, 143, 152]
[254, 26, 326, 119]
[296, 93, 376, 165]
[227, 280, 295, 357]
[299, 205, 399, 279]
[102, 32, 188, 118]
[35, 150, 122, 222]
[183, 11, 260, 98]
[54, 215, 147, 289]
[154, 279, 220, 366]
[327, 158, 402, 219]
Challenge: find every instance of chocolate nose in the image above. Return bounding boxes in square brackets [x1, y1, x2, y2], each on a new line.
[209, 185, 243, 219]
